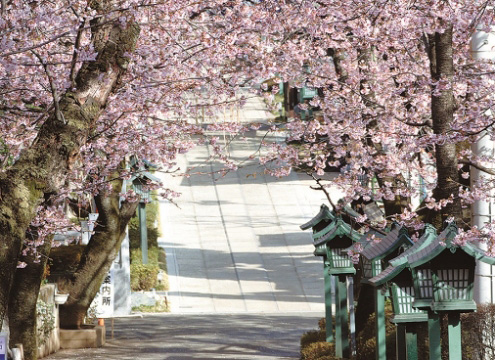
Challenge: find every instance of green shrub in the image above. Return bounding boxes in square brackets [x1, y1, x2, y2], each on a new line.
[130, 263, 159, 291]
[301, 330, 327, 351]
[356, 301, 396, 360]
[130, 247, 169, 291]
[300, 342, 335, 360]
[315, 356, 341, 360]
[131, 247, 159, 265]
[132, 300, 168, 313]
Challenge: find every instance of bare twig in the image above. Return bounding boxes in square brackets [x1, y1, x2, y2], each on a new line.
[308, 172, 337, 210]
[70, 18, 86, 87]
[32, 50, 66, 124]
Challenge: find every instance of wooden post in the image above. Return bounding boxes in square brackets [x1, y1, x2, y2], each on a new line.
[428, 311, 441, 360]
[335, 275, 350, 358]
[448, 312, 462, 360]
[347, 275, 356, 357]
[138, 202, 148, 264]
[406, 325, 418, 360]
[396, 324, 407, 360]
[375, 288, 386, 360]
[324, 262, 334, 343]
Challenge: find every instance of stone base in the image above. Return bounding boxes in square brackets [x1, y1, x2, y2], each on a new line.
[59, 325, 105, 349]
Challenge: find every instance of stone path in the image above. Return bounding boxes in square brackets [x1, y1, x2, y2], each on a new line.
[46, 313, 323, 360]
[158, 96, 342, 314]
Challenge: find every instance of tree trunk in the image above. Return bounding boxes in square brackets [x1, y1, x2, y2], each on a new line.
[0, 7, 140, 328]
[8, 237, 51, 360]
[59, 185, 137, 329]
[427, 26, 461, 227]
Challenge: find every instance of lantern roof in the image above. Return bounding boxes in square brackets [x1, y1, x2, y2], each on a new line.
[400, 222, 495, 267]
[313, 217, 362, 247]
[460, 243, 495, 265]
[359, 229, 386, 250]
[389, 224, 437, 267]
[368, 224, 438, 286]
[361, 223, 412, 261]
[368, 263, 407, 287]
[408, 222, 459, 268]
[131, 171, 161, 184]
[300, 204, 334, 230]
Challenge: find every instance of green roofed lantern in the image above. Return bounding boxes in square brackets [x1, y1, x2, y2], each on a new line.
[368, 225, 437, 360]
[405, 221, 495, 360]
[313, 217, 362, 275]
[360, 223, 414, 360]
[300, 204, 335, 256]
[300, 204, 336, 344]
[369, 224, 438, 322]
[408, 222, 477, 312]
[131, 171, 160, 203]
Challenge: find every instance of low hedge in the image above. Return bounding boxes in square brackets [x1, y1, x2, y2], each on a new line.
[300, 342, 336, 360]
[130, 263, 159, 291]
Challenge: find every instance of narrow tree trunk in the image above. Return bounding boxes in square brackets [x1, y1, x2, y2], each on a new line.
[8, 237, 51, 360]
[59, 186, 137, 329]
[427, 26, 461, 227]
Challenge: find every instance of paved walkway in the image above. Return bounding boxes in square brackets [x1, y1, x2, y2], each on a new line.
[46, 94, 343, 360]
[46, 313, 323, 359]
[158, 95, 342, 314]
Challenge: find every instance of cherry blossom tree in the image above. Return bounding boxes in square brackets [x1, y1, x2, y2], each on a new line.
[0, 0, 266, 356]
[256, 1, 495, 233]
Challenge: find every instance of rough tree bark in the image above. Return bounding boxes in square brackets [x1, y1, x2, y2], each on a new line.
[0, 1, 140, 330]
[8, 235, 51, 360]
[59, 184, 138, 329]
[426, 26, 462, 228]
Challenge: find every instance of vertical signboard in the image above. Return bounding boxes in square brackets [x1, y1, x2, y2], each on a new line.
[91, 268, 114, 318]
[0, 332, 7, 360]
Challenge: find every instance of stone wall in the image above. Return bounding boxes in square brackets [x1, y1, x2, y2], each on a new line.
[37, 284, 60, 358]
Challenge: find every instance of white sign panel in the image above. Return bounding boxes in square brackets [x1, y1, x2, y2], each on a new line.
[91, 268, 114, 318]
[0, 332, 7, 360]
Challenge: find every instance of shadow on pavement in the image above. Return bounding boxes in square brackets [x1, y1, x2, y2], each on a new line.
[46, 313, 323, 360]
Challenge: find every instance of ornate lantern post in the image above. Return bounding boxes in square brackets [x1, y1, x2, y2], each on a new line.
[301, 204, 336, 343]
[314, 217, 362, 358]
[360, 224, 413, 360]
[406, 222, 495, 360]
[368, 225, 438, 360]
[131, 171, 160, 264]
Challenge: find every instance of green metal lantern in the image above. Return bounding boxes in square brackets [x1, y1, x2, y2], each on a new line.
[130, 171, 160, 264]
[300, 204, 335, 256]
[405, 222, 495, 360]
[298, 86, 317, 102]
[300, 204, 336, 344]
[314, 217, 362, 275]
[368, 225, 437, 360]
[360, 231, 384, 281]
[131, 171, 160, 203]
[360, 223, 413, 360]
[408, 222, 476, 311]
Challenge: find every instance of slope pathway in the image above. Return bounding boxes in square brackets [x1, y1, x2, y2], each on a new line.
[159, 95, 341, 314]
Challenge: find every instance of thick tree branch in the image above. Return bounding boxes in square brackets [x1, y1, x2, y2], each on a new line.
[459, 159, 495, 176]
